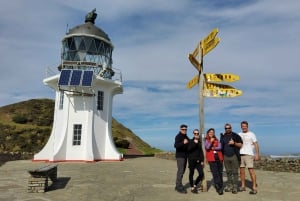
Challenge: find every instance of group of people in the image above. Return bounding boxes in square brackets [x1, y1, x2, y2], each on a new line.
[174, 121, 259, 195]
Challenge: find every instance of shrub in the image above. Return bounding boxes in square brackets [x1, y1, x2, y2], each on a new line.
[114, 138, 130, 148]
[12, 115, 28, 124]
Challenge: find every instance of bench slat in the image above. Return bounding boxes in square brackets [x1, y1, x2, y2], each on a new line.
[29, 164, 57, 173]
[36, 164, 57, 172]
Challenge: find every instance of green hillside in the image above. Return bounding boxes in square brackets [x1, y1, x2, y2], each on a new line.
[0, 99, 161, 155]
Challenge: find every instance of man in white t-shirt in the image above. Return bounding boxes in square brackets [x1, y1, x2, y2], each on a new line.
[239, 121, 259, 195]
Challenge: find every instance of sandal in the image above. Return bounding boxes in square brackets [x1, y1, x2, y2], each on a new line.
[249, 189, 257, 194]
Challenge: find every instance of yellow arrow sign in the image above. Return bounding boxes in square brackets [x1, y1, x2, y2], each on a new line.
[201, 28, 219, 47]
[191, 28, 219, 58]
[186, 74, 199, 89]
[188, 54, 201, 72]
[192, 42, 200, 57]
[202, 37, 220, 56]
[204, 73, 240, 82]
[203, 83, 242, 98]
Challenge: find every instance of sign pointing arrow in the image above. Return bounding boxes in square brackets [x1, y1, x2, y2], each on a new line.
[188, 54, 201, 72]
[186, 74, 199, 89]
[205, 73, 240, 82]
[201, 28, 219, 47]
[203, 82, 242, 98]
[202, 37, 220, 56]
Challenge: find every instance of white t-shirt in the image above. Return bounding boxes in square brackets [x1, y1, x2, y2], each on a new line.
[239, 131, 257, 155]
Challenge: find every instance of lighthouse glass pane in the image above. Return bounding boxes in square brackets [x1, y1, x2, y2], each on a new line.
[70, 70, 82, 86]
[82, 70, 93, 86]
[58, 69, 71, 86]
[74, 36, 81, 50]
[78, 39, 86, 51]
[73, 124, 82, 146]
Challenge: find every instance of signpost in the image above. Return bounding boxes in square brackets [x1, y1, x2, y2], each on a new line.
[186, 28, 242, 192]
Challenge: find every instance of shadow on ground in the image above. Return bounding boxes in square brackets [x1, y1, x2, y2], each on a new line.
[48, 177, 71, 191]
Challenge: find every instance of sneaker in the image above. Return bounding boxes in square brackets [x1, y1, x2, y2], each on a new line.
[191, 187, 198, 194]
[232, 188, 238, 194]
[217, 189, 224, 195]
[175, 187, 187, 194]
[249, 189, 257, 195]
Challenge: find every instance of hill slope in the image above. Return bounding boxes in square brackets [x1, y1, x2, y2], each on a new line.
[0, 99, 161, 155]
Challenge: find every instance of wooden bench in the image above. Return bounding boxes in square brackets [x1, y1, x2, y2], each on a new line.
[27, 164, 58, 193]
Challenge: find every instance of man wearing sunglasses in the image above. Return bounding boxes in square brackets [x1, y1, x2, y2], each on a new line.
[220, 123, 243, 194]
[174, 124, 190, 194]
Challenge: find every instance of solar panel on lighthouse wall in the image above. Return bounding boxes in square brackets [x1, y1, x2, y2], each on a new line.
[82, 70, 93, 86]
[70, 70, 83, 86]
[58, 69, 72, 86]
[59, 69, 93, 88]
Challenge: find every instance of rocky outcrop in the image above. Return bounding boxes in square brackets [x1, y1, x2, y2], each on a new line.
[154, 152, 300, 173]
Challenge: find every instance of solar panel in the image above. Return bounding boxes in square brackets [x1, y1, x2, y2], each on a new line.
[58, 69, 71, 86]
[81, 70, 93, 86]
[70, 70, 82, 86]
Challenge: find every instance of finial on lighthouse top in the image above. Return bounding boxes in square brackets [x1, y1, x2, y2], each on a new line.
[85, 8, 97, 24]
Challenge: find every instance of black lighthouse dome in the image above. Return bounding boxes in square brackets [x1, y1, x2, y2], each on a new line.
[61, 9, 114, 78]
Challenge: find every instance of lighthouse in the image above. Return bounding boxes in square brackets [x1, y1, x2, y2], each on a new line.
[34, 9, 123, 162]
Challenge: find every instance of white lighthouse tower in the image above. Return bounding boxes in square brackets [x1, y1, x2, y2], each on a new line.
[34, 9, 123, 162]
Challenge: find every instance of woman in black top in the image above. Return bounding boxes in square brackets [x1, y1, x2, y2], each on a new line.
[187, 129, 204, 193]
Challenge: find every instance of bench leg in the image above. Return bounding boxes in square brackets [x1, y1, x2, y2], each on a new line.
[28, 176, 48, 193]
[49, 169, 57, 182]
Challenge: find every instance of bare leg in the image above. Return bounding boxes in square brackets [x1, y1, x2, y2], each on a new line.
[240, 167, 246, 188]
[248, 168, 257, 190]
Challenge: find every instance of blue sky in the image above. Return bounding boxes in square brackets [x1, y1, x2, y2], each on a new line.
[0, 0, 299, 155]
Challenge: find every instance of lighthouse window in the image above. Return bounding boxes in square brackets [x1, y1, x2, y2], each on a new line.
[73, 124, 82, 145]
[97, 91, 104, 110]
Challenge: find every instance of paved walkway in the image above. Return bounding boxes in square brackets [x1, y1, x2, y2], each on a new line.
[0, 157, 299, 201]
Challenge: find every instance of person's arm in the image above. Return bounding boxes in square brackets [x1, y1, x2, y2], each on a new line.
[214, 141, 222, 151]
[205, 139, 212, 150]
[230, 133, 243, 148]
[253, 141, 259, 160]
[174, 135, 184, 148]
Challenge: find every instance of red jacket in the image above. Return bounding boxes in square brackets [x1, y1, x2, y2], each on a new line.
[205, 139, 223, 162]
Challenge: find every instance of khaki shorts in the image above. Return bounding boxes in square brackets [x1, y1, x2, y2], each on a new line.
[240, 155, 254, 168]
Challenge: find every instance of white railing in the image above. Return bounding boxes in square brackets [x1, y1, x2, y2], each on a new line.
[44, 65, 122, 82]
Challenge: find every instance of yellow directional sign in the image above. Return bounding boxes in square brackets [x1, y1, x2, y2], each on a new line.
[186, 74, 199, 89]
[202, 37, 220, 56]
[204, 73, 240, 82]
[188, 54, 201, 72]
[201, 28, 219, 47]
[191, 28, 219, 58]
[192, 42, 200, 57]
[203, 83, 242, 98]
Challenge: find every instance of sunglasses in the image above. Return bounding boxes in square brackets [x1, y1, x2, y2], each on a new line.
[193, 133, 199, 135]
[225, 127, 231, 129]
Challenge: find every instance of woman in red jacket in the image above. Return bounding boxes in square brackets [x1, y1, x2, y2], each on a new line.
[205, 128, 224, 195]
